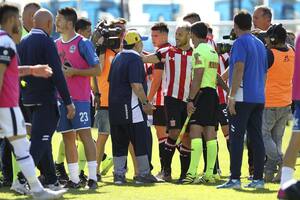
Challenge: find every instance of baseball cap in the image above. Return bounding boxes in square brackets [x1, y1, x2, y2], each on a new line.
[123, 30, 147, 46]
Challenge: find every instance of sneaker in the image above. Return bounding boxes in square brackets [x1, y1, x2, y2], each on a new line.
[155, 171, 164, 180]
[196, 175, 216, 184]
[134, 174, 159, 184]
[162, 171, 172, 182]
[176, 174, 186, 184]
[32, 188, 67, 200]
[113, 173, 126, 185]
[244, 179, 264, 189]
[79, 170, 88, 185]
[55, 162, 69, 185]
[248, 175, 254, 181]
[96, 173, 102, 182]
[217, 179, 241, 189]
[277, 188, 287, 200]
[10, 179, 31, 195]
[182, 173, 196, 184]
[101, 157, 113, 176]
[44, 181, 66, 192]
[86, 179, 98, 189]
[63, 180, 84, 189]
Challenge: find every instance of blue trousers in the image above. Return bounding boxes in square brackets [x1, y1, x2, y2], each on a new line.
[29, 103, 59, 185]
[229, 102, 265, 180]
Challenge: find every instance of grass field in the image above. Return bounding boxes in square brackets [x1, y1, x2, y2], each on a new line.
[1, 125, 299, 200]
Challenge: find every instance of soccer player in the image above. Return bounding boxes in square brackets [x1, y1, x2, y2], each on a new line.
[182, 22, 219, 184]
[55, 7, 100, 189]
[277, 32, 300, 199]
[143, 22, 193, 182]
[147, 22, 171, 178]
[0, 4, 66, 199]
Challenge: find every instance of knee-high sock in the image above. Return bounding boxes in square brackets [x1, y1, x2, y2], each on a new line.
[78, 141, 86, 172]
[56, 140, 65, 164]
[179, 144, 191, 177]
[158, 137, 167, 172]
[206, 140, 217, 177]
[203, 138, 207, 172]
[187, 138, 203, 176]
[213, 141, 220, 174]
[163, 137, 177, 174]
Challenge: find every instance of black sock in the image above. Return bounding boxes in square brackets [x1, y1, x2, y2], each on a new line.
[102, 153, 107, 161]
[202, 138, 207, 173]
[179, 145, 191, 178]
[158, 137, 167, 172]
[213, 142, 220, 174]
[226, 139, 230, 153]
[163, 137, 176, 175]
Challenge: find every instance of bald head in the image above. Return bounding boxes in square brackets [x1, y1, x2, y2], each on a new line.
[22, 3, 40, 32]
[33, 9, 53, 35]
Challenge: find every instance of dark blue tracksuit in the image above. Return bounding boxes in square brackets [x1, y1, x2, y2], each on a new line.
[17, 28, 72, 184]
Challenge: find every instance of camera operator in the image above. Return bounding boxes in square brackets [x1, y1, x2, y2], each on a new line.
[262, 24, 295, 184]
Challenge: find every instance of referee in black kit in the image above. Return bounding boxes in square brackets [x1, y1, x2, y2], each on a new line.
[108, 30, 158, 185]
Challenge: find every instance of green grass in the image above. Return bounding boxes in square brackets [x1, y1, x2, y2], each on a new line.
[1, 124, 300, 200]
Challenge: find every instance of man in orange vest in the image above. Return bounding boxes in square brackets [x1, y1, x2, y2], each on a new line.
[263, 24, 294, 183]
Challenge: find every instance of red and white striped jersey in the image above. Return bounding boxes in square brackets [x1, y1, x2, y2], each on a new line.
[207, 37, 229, 104]
[217, 53, 229, 104]
[157, 46, 193, 102]
[151, 43, 172, 106]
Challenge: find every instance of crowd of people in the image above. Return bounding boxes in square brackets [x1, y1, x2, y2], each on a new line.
[0, 2, 300, 200]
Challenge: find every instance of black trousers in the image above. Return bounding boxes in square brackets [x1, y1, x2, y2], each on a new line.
[29, 103, 59, 185]
[229, 102, 265, 180]
[0, 138, 13, 183]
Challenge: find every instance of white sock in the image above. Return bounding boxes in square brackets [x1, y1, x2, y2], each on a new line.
[10, 139, 43, 193]
[87, 161, 97, 181]
[68, 162, 80, 183]
[280, 167, 296, 188]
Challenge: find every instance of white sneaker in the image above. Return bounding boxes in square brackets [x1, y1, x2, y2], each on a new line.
[32, 188, 67, 200]
[10, 180, 31, 195]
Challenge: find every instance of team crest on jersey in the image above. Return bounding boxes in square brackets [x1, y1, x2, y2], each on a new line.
[69, 45, 76, 53]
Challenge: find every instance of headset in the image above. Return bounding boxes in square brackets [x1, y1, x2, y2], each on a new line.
[268, 23, 283, 45]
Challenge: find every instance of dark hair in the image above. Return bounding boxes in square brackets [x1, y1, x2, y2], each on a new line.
[0, 3, 19, 25]
[183, 12, 201, 22]
[267, 24, 287, 44]
[234, 10, 252, 31]
[75, 17, 91, 32]
[123, 44, 135, 50]
[191, 22, 208, 39]
[58, 7, 77, 27]
[255, 6, 272, 20]
[151, 22, 169, 34]
[24, 2, 41, 11]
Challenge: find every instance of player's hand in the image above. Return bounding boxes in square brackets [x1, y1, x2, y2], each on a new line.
[142, 103, 156, 115]
[66, 103, 76, 119]
[187, 102, 196, 116]
[228, 97, 236, 115]
[94, 94, 101, 110]
[62, 65, 75, 77]
[31, 65, 53, 78]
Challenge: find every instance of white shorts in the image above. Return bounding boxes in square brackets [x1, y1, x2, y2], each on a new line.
[0, 107, 26, 138]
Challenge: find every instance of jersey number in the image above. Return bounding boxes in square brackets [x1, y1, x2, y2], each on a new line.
[79, 112, 89, 122]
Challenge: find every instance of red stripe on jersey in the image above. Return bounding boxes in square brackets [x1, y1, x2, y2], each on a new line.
[167, 49, 176, 97]
[217, 54, 228, 104]
[178, 51, 187, 100]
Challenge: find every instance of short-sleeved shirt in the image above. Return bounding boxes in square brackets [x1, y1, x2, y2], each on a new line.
[229, 33, 267, 103]
[192, 43, 219, 89]
[108, 49, 147, 125]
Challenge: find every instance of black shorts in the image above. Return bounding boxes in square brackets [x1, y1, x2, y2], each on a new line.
[190, 88, 219, 127]
[218, 103, 229, 126]
[153, 106, 166, 126]
[164, 96, 187, 130]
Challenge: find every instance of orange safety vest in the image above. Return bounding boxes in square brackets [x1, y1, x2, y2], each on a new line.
[265, 47, 294, 107]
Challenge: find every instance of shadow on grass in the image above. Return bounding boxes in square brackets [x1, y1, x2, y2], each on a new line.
[233, 188, 277, 194]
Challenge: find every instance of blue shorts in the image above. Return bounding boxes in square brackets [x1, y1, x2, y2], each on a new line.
[57, 100, 91, 133]
[293, 102, 300, 132]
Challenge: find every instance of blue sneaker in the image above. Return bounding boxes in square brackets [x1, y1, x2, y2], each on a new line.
[217, 179, 241, 189]
[244, 179, 264, 189]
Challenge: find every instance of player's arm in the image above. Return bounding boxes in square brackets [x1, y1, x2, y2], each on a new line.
[217, 73, 229, 93]
[18, 65, 52, 78]
[142, 53, 161, 64]
[0, 64, 7, 94]
[147, 64, 163, 102]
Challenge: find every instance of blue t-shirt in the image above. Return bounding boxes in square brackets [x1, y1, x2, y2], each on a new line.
[108, 49, 147, 125]
[229, 33, 267, 103]
[78, 38, 99, 66]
